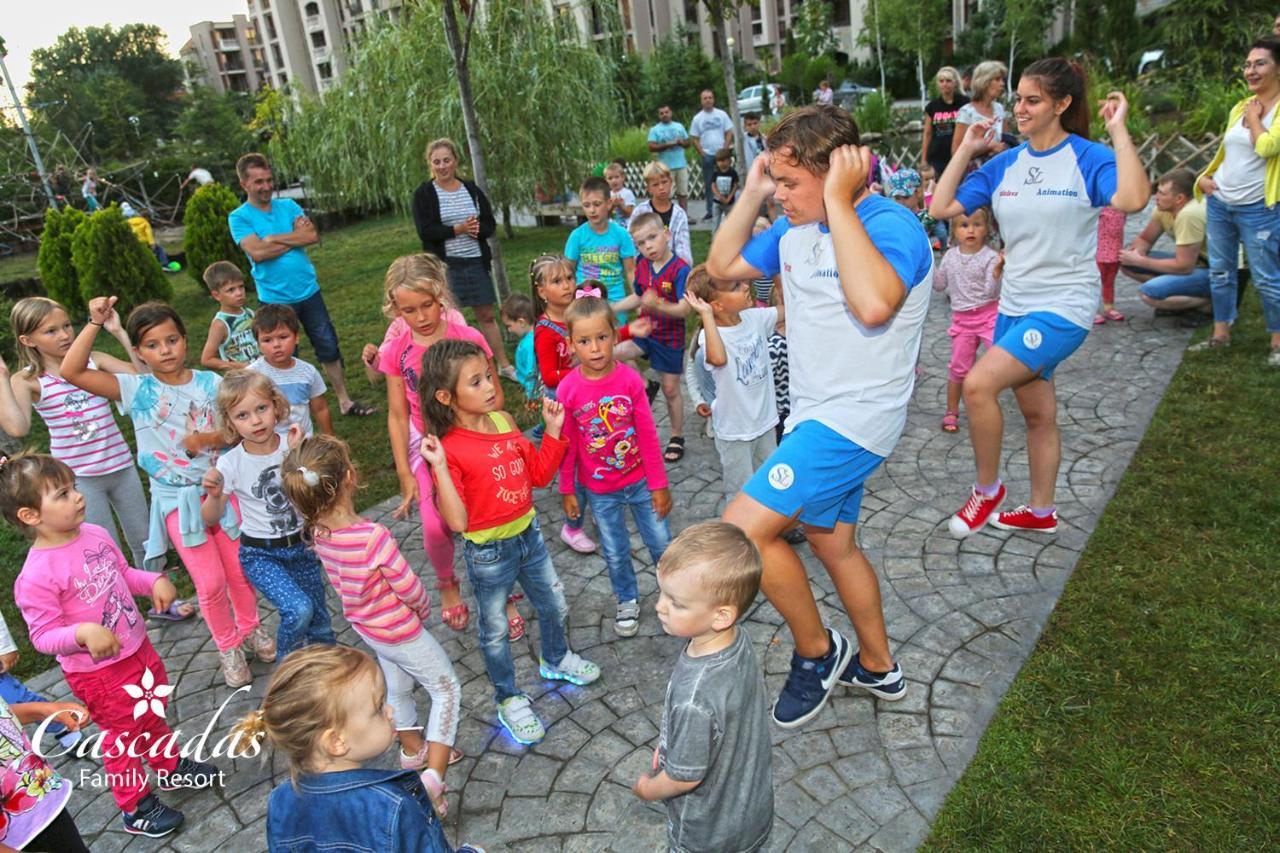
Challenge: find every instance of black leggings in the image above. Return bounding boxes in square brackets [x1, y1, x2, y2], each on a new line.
[25, 808, 90, 853]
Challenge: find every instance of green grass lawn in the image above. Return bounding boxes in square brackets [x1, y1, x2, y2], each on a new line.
[0, 214, 710, 679]
[924, 292, 1280, 849]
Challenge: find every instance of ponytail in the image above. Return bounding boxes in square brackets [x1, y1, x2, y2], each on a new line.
[1021, 57, 1091, 141]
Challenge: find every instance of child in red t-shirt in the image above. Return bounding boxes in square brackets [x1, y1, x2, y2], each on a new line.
[418, 339, 602, 746]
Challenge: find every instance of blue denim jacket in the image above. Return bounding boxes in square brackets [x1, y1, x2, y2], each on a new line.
[267, 768, 452, 852]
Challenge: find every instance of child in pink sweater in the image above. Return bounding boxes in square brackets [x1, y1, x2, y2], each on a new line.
[1, 453, 218, 839]
[933, 207, 1002, 433]
[555, 296, 671, 638]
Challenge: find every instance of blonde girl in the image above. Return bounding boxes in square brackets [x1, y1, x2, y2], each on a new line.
[235, 646, 483, 852]
[203, 371, 336, 656]
[0, 297, 153, 571]
[280, 435, 462, 808]
[61, 297, 269, 688]
[376, 252, 505, 632]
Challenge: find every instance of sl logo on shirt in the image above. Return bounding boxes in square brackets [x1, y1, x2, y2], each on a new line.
[768, 463, 795, 491]
[1022, 329, 1043, 350]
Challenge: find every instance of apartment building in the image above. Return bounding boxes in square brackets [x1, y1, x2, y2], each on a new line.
[180, 16, 270, 94]
[243, 0, 404, 93]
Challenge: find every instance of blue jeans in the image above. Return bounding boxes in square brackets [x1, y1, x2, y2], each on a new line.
[0, 673, 67, 737]
[278, 290, 343, 364]
[1205, 194, 1280, 331]
[584, 479, 671, 603]
[1133, 252, 1211, 301]
[701, 152, 718, 211]
[463, 520, 570, 703]
[239, 542, 337, 656]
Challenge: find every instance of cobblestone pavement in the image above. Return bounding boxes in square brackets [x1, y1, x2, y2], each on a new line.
[28, 219, 1192, 853]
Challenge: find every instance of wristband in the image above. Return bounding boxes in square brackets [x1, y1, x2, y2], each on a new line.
[89, 321, 105, 327]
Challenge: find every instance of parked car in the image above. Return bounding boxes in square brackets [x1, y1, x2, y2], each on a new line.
[1137, 49, 1166, 77]
[834, 80, 878, 110]
[737, 84, 788, 115]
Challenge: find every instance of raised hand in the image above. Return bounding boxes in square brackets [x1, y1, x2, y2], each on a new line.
[541, 397, 565, 433]
[419, 434, 447, 469]
[201, 467, 224, 498]
[961, 118, 997, 153]
[286, 422, 305, 449]
[684, 291, 714, 318]
[88, 296, 118, 326]
[743, 152, 776, 200]
[824, 145, 873, 204]
[1098, 91, 1130, 134]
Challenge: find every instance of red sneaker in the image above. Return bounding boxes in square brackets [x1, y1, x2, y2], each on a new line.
[991, 505, 1059, 533]
[948, 484, 1006, 537]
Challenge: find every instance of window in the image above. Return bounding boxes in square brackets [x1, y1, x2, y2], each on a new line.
[311, 30, 327, 48]
[265, 14, 277, 40]
[278, 72, 288, 85]
[831, 0, 850, 27]
[317, 61, 333, 79]
[272, 44, 284, 67]
[304, 2, 320, 16]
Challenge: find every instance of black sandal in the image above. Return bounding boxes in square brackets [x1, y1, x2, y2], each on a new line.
[342, 401, 378, 417]
[663, 436, 685, 463]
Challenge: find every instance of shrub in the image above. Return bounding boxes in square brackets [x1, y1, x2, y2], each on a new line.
[36, 206, 87, 318]
[71, 205, 171, 316]
[183, 183, 253, 289]
[0, 296, 14, 363]
[609, 127, 652, 165]
[854, 91, 893, 135]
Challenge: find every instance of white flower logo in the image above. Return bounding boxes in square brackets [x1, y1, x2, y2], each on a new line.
[123, 668, 173, 719]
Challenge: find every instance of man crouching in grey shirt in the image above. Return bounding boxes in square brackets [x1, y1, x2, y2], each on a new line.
[632, 520, 773, 852]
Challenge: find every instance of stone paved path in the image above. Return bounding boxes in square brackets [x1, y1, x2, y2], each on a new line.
[26, 219, 1194, 852]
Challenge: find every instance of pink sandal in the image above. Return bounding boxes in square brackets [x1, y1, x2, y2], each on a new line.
[941, 410, 960, 433]
[1103, 308, 1125, 322]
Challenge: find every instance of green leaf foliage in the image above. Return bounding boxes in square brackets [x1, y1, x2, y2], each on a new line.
[71, 206, 171, 316]
[792, 0, 839, 57]
[36, 207, 87, 318]
[183, 184, 253, 289]
[273, 0, 617, 216]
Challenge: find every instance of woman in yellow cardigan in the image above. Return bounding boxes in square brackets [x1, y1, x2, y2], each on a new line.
[1194, 37, 1280, 363]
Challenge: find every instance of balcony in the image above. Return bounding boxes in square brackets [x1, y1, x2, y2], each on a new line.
[311, 44, 330, 61]
[305, 14, 322, 29]
[218, 38, 241, 51]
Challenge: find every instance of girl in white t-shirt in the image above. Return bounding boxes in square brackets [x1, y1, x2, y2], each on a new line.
[202, 370, 336, 657]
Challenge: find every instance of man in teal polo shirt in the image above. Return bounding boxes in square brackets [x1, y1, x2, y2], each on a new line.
[228, 152, 373, 416]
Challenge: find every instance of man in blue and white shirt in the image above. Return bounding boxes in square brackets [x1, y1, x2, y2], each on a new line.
[708, 105, 933, 730]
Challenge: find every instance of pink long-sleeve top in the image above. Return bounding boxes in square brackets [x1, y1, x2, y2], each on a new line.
[14, 523, 160, 674]
[311, 520, 430, 645]
[933, 244, 1002, 313]
[556, 362, 669, 495]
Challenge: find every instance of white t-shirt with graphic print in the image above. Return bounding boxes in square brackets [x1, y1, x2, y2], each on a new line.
[701, 307, 778, 441]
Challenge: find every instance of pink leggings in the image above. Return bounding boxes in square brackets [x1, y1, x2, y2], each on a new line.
[410, 425, 457, 587]
[1098, 261, 1119, 304]
[948, 303, 999, 384]
[165, 508, 261, 652]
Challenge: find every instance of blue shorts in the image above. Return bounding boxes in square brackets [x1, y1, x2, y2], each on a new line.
[742, 420, 885, 528]
[993, 311, 1088, 381]
[634, 337, 684, 375]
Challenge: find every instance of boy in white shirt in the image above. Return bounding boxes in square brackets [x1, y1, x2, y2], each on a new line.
[707, 104, 934, 729]
[684, 265, 779, 502]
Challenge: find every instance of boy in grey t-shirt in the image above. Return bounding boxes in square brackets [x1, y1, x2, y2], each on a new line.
[633, 521, 773, 853]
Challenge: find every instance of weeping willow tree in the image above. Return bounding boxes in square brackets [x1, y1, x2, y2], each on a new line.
[272, 0, 618, 297]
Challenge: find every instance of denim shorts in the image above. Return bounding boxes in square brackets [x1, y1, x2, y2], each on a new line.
[446, 257, 498, 308]
[742, 420, 885, 528]
[993, 311, 1088, 382]
[282, 290, 343, 365]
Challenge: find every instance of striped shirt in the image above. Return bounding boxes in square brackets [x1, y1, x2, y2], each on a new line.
[33, 364, 133, 476]
[312, 521, 430, 645]
[434, 184, 483, 259]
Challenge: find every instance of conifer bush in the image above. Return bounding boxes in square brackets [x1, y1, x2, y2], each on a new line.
[71, 205, 171, 316]
[36, 206, 88, 317]
[183, 183, 252, 288]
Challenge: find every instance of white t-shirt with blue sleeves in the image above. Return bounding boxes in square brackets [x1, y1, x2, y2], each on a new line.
[955, 134, 1117, 330]
[741, 194, 933, 457]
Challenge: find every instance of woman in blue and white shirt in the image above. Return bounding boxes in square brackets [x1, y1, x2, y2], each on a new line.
[930, 57, 1149, 538]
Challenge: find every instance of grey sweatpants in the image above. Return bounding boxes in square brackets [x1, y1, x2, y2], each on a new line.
[715, 429, 778, 501]
[77, 466, 149, 568]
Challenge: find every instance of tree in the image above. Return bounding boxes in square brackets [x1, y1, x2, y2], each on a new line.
[999, 0, 1061, 82]
[36, 207, 87, 317]
[174, 87, 254, 173]
[793, 0, 838, 58]
[880, 0, 951, 108]
[1155, 0, 1273, 79]
[700, 0, 753, 171]
[26, 24, 183, 161]
[857, 0, 889, 94]
[183, 184, 253, 288]
[71, 206, 171, 315]
[273, 0, 617, 299]
[643, 32, 722, 120]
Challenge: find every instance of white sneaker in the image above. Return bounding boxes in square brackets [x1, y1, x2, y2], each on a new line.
[497, 695, 545, 744]
[615, 600, 639, 637]
[539, 650, 601, 686]
[219, 646, 251, 688]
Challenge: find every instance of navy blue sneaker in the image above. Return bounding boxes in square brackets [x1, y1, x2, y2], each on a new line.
[156, 756, 220, 791]
[771, 629, 852, 728]
[838, 652, 907, 701]
[122, 793, 184, 837]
